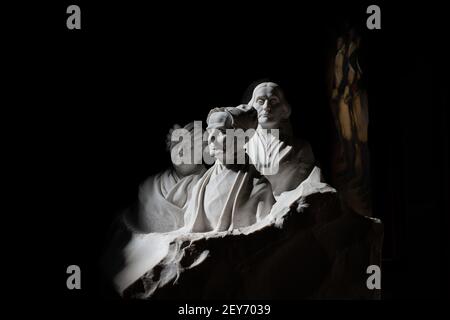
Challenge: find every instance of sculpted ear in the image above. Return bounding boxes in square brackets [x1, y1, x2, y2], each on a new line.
[282, 104, 292, 119]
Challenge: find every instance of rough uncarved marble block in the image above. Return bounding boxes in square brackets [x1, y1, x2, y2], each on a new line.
[123, 191, 383, 299]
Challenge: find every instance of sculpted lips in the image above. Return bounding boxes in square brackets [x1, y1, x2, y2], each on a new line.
[259, 111, 273, 118]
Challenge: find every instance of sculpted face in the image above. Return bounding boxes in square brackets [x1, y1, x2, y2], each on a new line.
[207, 111, 232, 162]
[207, 127, 227, 161]
[250, 84, 291, 129]
[170, 122, 205, 176]
[207, 107, 257, 164]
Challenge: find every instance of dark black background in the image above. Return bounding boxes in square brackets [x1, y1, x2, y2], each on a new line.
[12, 0, 448, 306]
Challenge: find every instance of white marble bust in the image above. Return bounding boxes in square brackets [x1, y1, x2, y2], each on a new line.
[245, 82, 316, 197]
[183, 106, 275, 232]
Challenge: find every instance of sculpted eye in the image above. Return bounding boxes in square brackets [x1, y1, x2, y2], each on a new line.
[257, 99, 265, 105]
